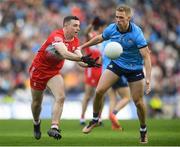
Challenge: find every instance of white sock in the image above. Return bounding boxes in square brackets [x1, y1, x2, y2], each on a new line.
[80, 118, 85, 122]
[140, 127, 147, 132]
[33, 119, 40, 125]
[51, 124, 59, 129]
[93, 117, 99, 122]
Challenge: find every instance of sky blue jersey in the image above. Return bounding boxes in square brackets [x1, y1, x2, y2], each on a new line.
[102, 22, 147, 70]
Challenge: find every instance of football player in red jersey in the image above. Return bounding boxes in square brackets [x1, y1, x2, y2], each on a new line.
[80, 17, 106, 125]
[29, 16, 100, 140]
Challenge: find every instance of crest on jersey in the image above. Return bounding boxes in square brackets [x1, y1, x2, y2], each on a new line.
[108, 64, 113, 68]
[72, 46, 76, 51]
[127, 39, 133, 44]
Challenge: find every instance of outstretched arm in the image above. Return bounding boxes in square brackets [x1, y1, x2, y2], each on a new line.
[79, 34, 104, 49]
[54, 42, 81, 61]
[53, 42, 100, 67]
[74, 49, 88, 67]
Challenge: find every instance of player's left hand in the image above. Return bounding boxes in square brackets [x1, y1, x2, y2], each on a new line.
[145, 79, 151, 94]
[81, 54, 94, 63]
[87, 57, 101, 68]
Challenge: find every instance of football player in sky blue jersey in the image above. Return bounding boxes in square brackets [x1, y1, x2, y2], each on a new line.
[79, 5, 151, 143]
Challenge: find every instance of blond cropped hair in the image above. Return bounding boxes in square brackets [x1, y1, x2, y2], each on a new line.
[116, 5, 133, 17]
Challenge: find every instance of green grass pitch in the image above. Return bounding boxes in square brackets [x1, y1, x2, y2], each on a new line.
[0, 119, 180, 146]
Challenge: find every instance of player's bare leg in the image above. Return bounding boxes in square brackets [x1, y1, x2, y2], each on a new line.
[115, 87, 130, 111]
[109, 87, 130, 130]
[82, 70, 119, 133]
[107, 88, 121, 130]
[107, 88, 116, 113]
[81, 84, 95, 125]
[47, 74, 65, 140]
[129, 79, 148, 143]
[97, 95, 105, 126]
[31, 89, 43, 140]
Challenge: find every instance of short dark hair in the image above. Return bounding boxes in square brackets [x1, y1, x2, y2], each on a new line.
[94, 19, 106, 31]
[63, 16, 79, 26]
[92, 16, 106, 31]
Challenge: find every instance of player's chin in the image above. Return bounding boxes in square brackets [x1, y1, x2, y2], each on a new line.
[117, 22, 123, 26]
[74, 32, 79, 36]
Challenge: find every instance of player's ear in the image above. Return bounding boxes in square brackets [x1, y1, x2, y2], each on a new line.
[127, 16, 131, 21]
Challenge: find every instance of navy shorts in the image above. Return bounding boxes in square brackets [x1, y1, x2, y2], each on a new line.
[107, 61, 144, 83]
[112, 75, 128, 89]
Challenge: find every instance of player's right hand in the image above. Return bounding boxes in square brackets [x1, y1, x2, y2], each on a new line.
[145, 79, 151, 94]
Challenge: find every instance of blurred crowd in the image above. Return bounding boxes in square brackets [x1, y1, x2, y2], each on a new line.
[0, 0, 180, 117]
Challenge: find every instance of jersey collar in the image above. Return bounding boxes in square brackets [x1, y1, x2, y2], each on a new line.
[116, 22, 132, 34]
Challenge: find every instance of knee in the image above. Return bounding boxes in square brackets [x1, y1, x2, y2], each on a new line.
[123, 95, 131, 101]
[84, 91, 93, 101]
[134, 99, 144, 108]
[83, 96, 91, 102]
[55, 95, 65, 104]
[95, 87, 106, 97]
[32, 99, 41, 109]
[125, 97, 131, 103]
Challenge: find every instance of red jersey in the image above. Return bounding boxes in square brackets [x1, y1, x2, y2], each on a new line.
[29, 29, 79, 90]
[32, 29, 79, 74]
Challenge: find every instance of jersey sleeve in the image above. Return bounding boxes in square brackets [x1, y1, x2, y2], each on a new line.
[52, 36, 63, 46]
[48, 31, 64, 46]
[135, 29, 148, 49]
[102, 25, 112, 40]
